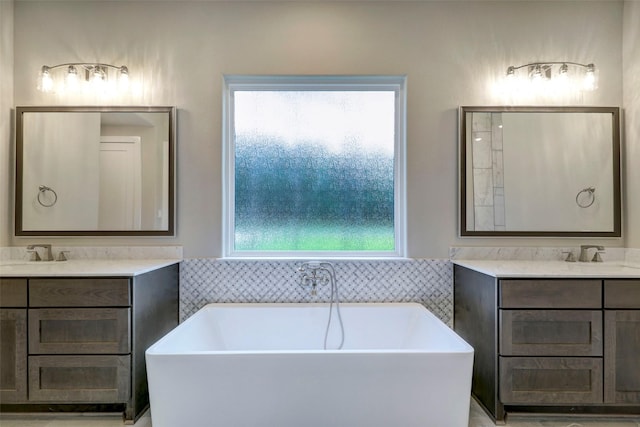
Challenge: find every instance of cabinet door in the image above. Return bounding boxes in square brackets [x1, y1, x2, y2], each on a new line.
[0, 309, 27, 402]
[605, 310, 640, 404]
[29, 308, 131, 354]
[500, 356, 603, 404]
[28, 355, 130, 403]
[500, 310, 602, 356]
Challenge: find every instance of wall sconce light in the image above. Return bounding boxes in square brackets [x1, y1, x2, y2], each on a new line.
[37, 62, 130, 94]
[505, 61, 598, 92]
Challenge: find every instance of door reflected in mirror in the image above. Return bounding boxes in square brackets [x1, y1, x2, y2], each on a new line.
[16, 106, 175, 236]
[459, 106, 621, 237]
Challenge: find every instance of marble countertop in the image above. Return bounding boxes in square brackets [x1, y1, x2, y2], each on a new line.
[0, 259, 181, 277]
[453, 259, 640, 278]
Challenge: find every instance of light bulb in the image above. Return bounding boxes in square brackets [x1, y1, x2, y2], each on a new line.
[65, 65, 79, 91]
[559, 63, 568, 76]
[583, 64, 597, 91]
[92, 67, 105, 82]
[118, 66, 129, 91]
[531, 65, 543, 83]
[506, 66, 515, 80]
[91, 66, 107, 93]
[39, 66, 53, 92]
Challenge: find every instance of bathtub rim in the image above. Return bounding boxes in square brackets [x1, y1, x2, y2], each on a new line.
[146, 302, 474, 356]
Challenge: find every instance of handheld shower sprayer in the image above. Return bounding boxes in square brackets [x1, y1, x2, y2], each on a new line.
[297, 261, 344, 350]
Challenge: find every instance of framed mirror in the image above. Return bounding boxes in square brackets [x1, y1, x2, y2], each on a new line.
[15, 106, 176, 236]
[459, 106, 621, 237]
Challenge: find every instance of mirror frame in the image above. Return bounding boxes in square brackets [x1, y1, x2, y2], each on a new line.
[459, 106, 621, 237]
[15, 106, 176, 236]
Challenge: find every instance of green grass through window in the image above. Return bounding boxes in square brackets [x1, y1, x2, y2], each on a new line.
[235, 222, 394, 251]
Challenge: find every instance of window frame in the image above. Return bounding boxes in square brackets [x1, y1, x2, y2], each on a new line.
[222, 75, 407, 258]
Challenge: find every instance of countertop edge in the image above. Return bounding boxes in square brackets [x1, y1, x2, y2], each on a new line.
[0, 259, 182, 278]
[453, 259, 640, 279]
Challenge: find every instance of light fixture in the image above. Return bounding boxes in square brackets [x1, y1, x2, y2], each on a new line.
[504, 61, 598, 92]
[37, 62, 130, 94]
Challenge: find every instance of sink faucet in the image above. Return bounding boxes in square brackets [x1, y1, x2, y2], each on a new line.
[26, 244, 53, 261]
[578, 245, 605, 262]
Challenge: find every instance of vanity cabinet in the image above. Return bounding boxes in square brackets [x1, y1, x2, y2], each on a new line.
[454, 266, 640, 422]
[0, 279, 28, 402]
[0, 264, 179, 423]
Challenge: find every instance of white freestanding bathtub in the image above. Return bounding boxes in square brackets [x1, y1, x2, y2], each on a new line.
[146, 303, 474, 427]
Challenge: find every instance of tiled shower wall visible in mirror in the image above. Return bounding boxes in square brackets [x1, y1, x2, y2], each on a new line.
[179, 259, 453, 325]
[470, 112, 506, 231]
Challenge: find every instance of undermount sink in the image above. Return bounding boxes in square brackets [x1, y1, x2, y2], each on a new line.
[0, 261, 31, 267]
[620, 262, 640, 269]
[0, 261, 58, 268]
[568, 261, 640, 270]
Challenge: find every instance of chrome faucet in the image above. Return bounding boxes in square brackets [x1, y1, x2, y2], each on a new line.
[26, 244, 54, 261]
[578, 245, 605, 262]
[298, 261, 333, 296]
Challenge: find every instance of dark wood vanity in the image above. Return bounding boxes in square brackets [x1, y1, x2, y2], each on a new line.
[0, 262, 179, 423]
[454, 263, 640, 423]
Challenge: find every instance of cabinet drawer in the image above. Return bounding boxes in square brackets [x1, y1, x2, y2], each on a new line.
[0, 279, 27, 307]
[500, 356, 603, 404]
[500, 310, 602, 356]
[500, 280, 601, 308]
[30, 278, 130, 307]
[28, 355, 130, 403]
[604, 280, 640, 308]
[29, 308, 130, 354]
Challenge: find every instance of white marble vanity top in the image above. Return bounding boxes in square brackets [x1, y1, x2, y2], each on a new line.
[453, 259, 640, 278]
[0, 259, 181, 278]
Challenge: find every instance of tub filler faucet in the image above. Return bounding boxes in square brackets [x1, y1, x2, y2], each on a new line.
[298, 261, 333, 296]
[297, 261, 344, 350]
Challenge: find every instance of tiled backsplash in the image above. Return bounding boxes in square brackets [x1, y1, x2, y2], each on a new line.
[180, 258, 454, 325]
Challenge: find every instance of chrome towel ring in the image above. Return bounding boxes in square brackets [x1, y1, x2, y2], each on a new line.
[576, 187, 595, 208]
[37, 185, 58, 207]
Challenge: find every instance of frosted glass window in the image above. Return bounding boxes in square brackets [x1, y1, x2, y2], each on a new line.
[223, 76, 406, 257]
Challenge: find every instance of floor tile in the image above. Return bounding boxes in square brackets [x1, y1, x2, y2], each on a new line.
[1, 400, 639, 427]
[469, 398, 640, 427]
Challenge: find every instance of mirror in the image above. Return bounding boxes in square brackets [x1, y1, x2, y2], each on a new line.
[16, 106, 176, 236]
[459, 106, 621, 237]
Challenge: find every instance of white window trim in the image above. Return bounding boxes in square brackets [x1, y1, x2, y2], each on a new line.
[222, 75, 407, 259]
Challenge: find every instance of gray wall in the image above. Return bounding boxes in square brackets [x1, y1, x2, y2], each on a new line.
[623, 0, 640, 248]
[0, 0, 13, 247]
[4, 0, 636, 257]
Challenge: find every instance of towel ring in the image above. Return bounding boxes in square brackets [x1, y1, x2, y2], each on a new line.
[37, 185, 58, 207]
[576, 187, 595, 208]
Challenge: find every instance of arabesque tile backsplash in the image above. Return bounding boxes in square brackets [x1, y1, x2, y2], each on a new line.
[179, 258, 453, 325]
